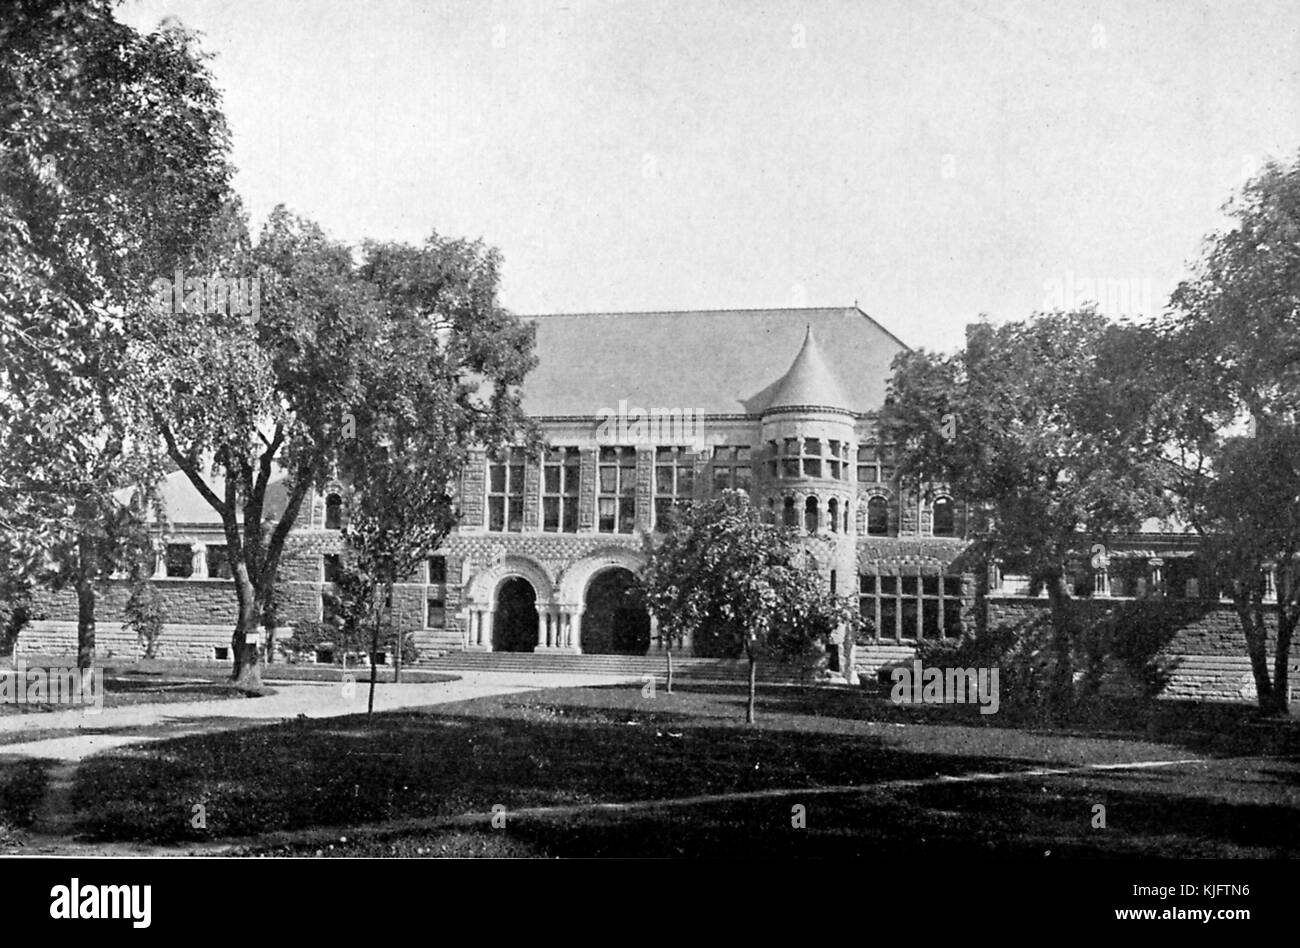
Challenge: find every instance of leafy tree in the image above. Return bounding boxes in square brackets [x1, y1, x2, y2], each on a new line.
[337, 239, 538, 713]
[1154, 153, 1300, 714]
[881, 309, 1172, 714]
[136, 215, 536, 688]
[0, 539, 41, 657]
[122, 544, 166, 659]
[642, 490, 858, 723]
[0, 1, 232, 667]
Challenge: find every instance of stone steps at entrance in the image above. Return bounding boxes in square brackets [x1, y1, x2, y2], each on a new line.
[413, 651, 827, 684]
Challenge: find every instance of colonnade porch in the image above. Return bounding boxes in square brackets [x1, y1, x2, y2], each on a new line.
[463, 604, 687, 655]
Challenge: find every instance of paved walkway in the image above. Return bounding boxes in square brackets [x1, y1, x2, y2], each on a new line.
[0, 671, 637, 763]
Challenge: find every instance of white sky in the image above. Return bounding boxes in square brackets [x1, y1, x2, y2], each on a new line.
[117, 0, 1300, 351]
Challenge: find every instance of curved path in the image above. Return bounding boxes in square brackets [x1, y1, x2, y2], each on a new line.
[0, 671, 639, 763]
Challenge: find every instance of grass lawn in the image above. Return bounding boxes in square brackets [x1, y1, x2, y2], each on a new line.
[0, 758, 53, 845]
[63, 680, 1300, 857]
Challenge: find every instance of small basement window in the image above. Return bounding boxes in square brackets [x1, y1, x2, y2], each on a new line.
[213, 646, 229, 661]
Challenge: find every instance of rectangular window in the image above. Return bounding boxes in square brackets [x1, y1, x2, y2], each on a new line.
[857, 444, 896, 484]
[858, 572, 964, 642]
[427, 555, 447, 585]
[322, 554, 342, 585]
[165, 543, 193, 578]
[488, 448, 527, 532]
[205, 545, 232, 580]
[857, 444, 877, 483]
[654, 446, 694, 531]
[599, 446, 638, 533]
[710, 446, 751, 495]
[542, 447, 580, 532]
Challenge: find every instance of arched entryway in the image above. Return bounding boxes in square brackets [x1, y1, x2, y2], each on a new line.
[493, 577, 537, 652]
[581, 567, 650, 655]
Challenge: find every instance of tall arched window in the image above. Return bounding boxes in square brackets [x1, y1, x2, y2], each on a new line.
[805, 496, 819, 533]
[325, 493, 343, 530]
[783, 496, 797, 528]
[867, 495, 889, 536]
[827, 498, 839, 533]
[843, 502, 850, 533]
[932, 497, 955, 537]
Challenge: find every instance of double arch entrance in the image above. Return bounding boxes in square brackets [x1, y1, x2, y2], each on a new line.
[466, 553, 655, 655]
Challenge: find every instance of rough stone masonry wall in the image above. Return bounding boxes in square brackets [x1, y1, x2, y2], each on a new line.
[14, 528, 462, 662]
[987, 596, 1299, 703]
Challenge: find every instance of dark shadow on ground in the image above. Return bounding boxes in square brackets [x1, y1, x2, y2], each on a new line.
[661, 681, 1300, 758]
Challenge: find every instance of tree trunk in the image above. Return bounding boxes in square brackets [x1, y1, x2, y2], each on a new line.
[666, 646, 673, 694]
[1234, 593, 1274, 710]
[1045, 570, 1075, 716]
[1268, 607, 1295, 716]
[230, 568, 263, 690]
[392, 586, 402, 685]
[75, 532, 96, 670]
[75, 579, 95, 671]
[368, 606, 381, 718]
[746, 648, 757, 725]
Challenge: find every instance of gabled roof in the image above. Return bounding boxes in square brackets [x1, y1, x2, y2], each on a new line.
[116, 469, 291, 528]
[763, 324, 854, 413]
[520, 306, 908, 417]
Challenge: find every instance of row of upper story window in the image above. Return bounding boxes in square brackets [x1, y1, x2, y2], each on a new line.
[488, 446, 746, 534]
[312, 443, 904, 535]
[146, 543, 451, 585]
[484, 444, 910, 534]
[764, 439, 898, 482]
[764, 494, 958, 537]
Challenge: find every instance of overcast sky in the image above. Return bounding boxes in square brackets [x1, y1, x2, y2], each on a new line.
[118, 0, 1300, 351]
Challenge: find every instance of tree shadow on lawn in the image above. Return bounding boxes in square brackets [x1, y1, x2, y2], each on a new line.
[693, 681, 1300, 760]
[0, 754, 56, 827]
[0, 715, 280, 749]
[465, 764, 1300, 858]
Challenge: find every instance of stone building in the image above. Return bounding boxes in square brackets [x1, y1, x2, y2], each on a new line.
[18, 306, 1294, 701]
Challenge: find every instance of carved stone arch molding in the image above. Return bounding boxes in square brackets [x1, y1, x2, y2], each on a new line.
[557, 547, 647, 605]
[464, 555, 556, 607]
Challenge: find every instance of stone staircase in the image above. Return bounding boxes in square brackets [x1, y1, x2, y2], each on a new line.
[1158, 653, 1300, 703]
[413, 650, 830, 684]
[853, 642, 919, 680]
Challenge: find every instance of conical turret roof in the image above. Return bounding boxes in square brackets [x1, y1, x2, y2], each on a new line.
[764, 324, 854, 413]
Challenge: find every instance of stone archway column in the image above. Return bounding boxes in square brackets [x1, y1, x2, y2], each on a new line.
[568, 606, 584, 654]
[465, 608, 493, 651]
[535, 604, 580, 653]
[551, 606, 568, 649]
